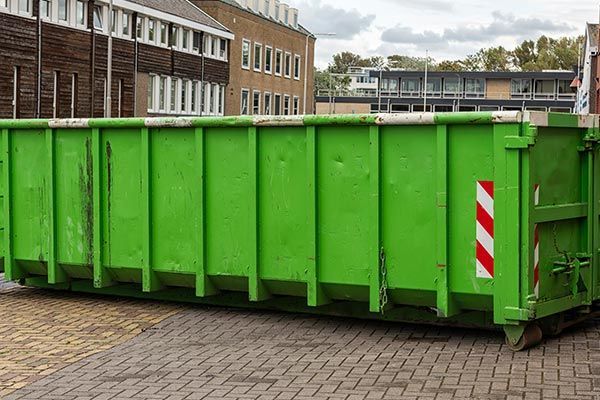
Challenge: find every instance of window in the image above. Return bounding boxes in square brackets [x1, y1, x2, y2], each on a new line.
[211, 37, 217, 57]
[41, 0, 51, 18]
[148, 75, 155, 112]
[76, 1, 86, 26]
[400, 78, 420, 97]
[210, 83, 218, 115]
[464, 78, 485, 98]
[425, 78, 442, 97]
[265, 46, 273, 74]
[136, 16, 144, 40]
[219, 39, 227, 60]
[263, 0, 270, 14]
[253, 91, 261, 115]
[148, 20, 156, 43]
[558, 80, 575, 99]
[479, 106, 500, 111]
[122, 13, 131, 36]
[170, 79, 177, 112]
[254, 43, 262, 72]
[275, 2, 280, 18]
[191, 81, 198, 114]
[534, 80, 555, 100]
[182, 30, 190, 51]
[283, 95, 290, 115]
[94, 6, 104, 29]
[284, 52, 291, 78]
[58, 0, 68, 21]
[274, 94, 281, 115]
[193, 32, 201, 53]
[443, 77, 461, 97]
[118, 79, 124, 118]
[53, 71, 61, 119]
[111, 9, 117, 34]
[275, 49, 283, 76]
[293, 96, 299, 115]
[293, 55, 301, 80]
[170, 26, 179, 47]
[160, 23, 168, 46]
[0, 0, 8, 9]
[13, 66, 20, 119]
[264, 92, 271, 115]
[242, 40, 251, 69]
[159, 76, 167, 111]
[511, 79, 531, 99]
[180, 80, 188, 113]
[71, 73, 78, 118]
[241, 89, 250, 115]
[18, 0, 30, 14]
[219, 85, 225, 115]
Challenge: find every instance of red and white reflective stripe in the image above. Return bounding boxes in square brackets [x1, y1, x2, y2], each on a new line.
[534, 184, 540, 297]
[476, 181, 494, 279]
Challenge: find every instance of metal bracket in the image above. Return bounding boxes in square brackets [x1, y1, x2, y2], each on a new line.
[505, 136, 535, 149]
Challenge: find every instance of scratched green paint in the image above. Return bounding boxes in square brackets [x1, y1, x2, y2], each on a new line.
[1, 112, 598, 334]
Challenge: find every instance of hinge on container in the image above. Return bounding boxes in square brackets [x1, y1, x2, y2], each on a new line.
[505, 136, 535, 149]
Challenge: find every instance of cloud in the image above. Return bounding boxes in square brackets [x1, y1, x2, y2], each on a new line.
[380, 0, 454, 12]
[295, 1, 375, 39]
[381, 10, 575, 47]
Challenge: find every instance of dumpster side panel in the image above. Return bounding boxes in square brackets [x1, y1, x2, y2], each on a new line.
[531, 126, 590, 308]
[55, 129, 94, 271]
[316, 126, 371, 297]
[12, 129, 49, 271]
[150, 127, 198, 278]
[101, 128, 143, 280]
[380, 125, 437, 294]
[204, 127, 252, 288]
[257, 127, 309, 283]
[0, 128, 4, 272]
[447, 124, 495, 299]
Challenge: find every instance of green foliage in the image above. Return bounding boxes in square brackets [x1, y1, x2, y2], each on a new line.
[318, 34, 584, 77]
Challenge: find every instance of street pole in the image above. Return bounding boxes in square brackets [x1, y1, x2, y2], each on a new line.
[378, 69, 382, 113]
[107, 0, 114, 117]
[303, 35, 309, 114]
[423, 50, 429, 110]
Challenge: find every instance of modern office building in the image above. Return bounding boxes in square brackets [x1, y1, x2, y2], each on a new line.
[192, 0, 315, 116]
[0, 0, 233, 119]
[317, 69, 578, 114]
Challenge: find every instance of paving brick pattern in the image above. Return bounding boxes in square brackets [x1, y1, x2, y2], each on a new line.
[0, 282, 181, 398]
[5, 294, 600, 400]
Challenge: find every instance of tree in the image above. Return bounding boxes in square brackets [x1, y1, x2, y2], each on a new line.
[461, 46, 514, 72]
[512, 36, 584, 71]
[386, 55, 429, 70]
[314, 68, 350, 95]
[433, 60, 464, 72]
[328, 52, 372, 73]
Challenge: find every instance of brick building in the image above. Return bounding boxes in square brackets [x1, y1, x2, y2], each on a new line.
[0, 0, 233, 119]
[192, 0, 315, 116]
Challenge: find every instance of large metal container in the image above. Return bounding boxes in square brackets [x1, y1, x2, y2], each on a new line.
[1, 112, 599, 350]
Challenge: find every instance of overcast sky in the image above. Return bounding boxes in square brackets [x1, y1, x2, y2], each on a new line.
[287, 0, 599, 68]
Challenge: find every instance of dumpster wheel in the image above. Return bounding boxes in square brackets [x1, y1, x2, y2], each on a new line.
[505, 324, 543, 351]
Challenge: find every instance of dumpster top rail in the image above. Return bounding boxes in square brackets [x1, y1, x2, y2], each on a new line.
[0, 111, 596, 129]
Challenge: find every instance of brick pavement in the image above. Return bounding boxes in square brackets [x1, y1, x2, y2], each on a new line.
[0, 279, 181, 398]
[3, 287, 600, 400]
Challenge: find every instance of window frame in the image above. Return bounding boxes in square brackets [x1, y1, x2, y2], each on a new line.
[283, 94, 290, 115]
[265, 46, 273, 74]
[292, 96, 299, 115]
[252, 90, 261, 115]
[241, 39, 251, 70]
[264, 92, 272, 115]
[275, 49, 283, 76]
[284, 52, 291, 78]
[253, 42, 263, 72]
[241, 88, 250, 115]
[293, 54, 301, 80]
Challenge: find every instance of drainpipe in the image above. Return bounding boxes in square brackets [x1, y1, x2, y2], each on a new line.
[133, 12, 138, 116]
[36, 0, 42, 118]
[91, 1, 96, 117]
[106, 0, 114, 117]
[200, 32, 205, 117]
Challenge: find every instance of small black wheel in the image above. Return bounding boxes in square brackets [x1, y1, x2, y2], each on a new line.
[505, 324, 543, 352]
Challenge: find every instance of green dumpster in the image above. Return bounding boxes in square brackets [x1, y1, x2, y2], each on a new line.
[1, 111, 599, 350]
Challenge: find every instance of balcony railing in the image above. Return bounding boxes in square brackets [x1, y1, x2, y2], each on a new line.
[316, 89, 577, 102]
